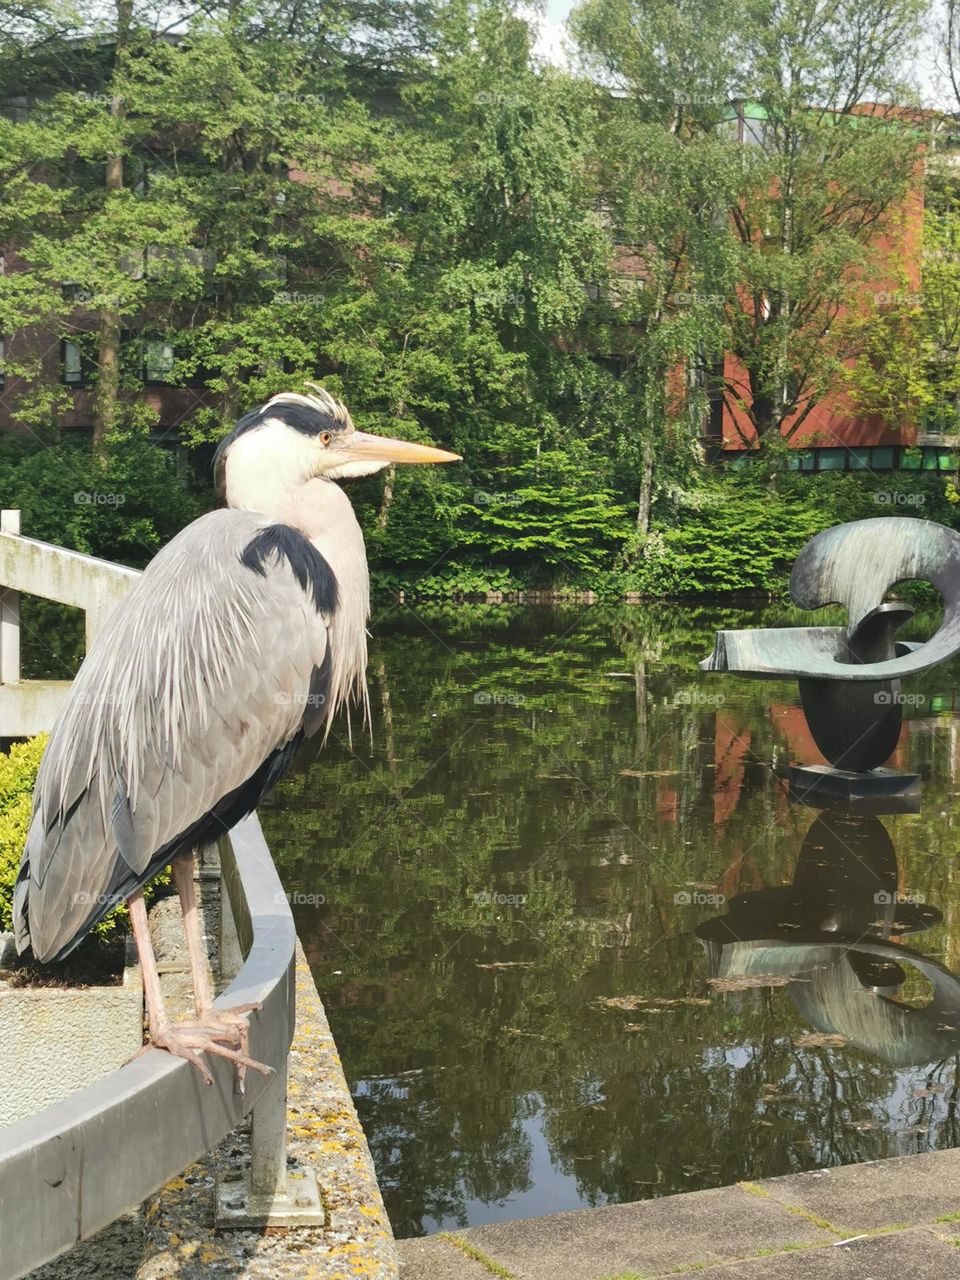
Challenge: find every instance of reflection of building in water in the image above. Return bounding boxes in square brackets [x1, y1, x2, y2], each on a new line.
[713, 713, 750, 828]
[697, 812, 960, 1067]
[707, 705, 917, 830]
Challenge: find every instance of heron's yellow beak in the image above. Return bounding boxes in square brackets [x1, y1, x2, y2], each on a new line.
[344, 431, 461, 465]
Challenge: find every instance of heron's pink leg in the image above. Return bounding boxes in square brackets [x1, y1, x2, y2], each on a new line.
[171, 852, 260, 1020]
[171, 852, 217, 1017]
[128, 885, 270, 1085]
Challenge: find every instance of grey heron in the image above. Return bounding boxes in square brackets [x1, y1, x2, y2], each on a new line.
[13, 386, 459, 1081]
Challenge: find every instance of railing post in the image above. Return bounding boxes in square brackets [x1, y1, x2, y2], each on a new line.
[215, 1034, 325, 1228]
[250, 1061, 290, 1200]
[214, 832, 324, 1230]
[0, 510, 21, 685]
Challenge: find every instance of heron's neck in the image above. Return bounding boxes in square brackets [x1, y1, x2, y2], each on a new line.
[271, 479, 371, 730]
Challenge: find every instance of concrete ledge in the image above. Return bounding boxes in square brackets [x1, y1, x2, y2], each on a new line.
[397, 1148, 960, 1280]
[137, 939, 397, 1279]
[0, 680, 72, 737]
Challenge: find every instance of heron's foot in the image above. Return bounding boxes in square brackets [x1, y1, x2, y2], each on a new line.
[152, 1016, 273, 1087]
[196, 1000, 262, 1028]
[194, 1002, 264, 1091]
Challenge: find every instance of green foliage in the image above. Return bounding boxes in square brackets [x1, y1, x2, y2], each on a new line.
[0, 0, 951, 593]
[573, 0, 927, 447]
[0, 437, 203, 566]
[623, 470, 957, 598]
[0, 736, 47, 933]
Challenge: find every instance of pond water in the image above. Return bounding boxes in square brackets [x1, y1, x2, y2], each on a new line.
[256, 603, 960, 1238]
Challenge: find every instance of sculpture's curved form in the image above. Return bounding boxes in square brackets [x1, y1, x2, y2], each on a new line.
[702, 517, 960, 684]
[701, 517, 960, 772]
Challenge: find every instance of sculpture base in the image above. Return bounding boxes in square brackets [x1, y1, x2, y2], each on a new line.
[788, 764, 921, 813]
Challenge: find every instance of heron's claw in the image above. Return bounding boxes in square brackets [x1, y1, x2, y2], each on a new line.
[152, 1011, 273, 1087]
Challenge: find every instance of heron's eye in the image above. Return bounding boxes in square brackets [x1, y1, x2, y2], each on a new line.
[320, 431, 332, 446]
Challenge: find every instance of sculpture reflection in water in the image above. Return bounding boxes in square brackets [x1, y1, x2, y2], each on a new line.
[697, 809, 960, 1067]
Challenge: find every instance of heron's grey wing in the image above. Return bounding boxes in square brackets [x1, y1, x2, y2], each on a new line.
[15, 509, 335, 962]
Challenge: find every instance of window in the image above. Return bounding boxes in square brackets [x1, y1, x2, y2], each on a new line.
[62, 339, 86, 386]
[818, 448, 845, 471]
[142, 339, 175, 384]
[921, 403, 960, 436]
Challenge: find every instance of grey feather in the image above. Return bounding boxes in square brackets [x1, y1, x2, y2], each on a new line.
[15, 507, 342, 962]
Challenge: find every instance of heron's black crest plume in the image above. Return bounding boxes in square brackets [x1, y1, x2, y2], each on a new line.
[213, 386, 355, 495]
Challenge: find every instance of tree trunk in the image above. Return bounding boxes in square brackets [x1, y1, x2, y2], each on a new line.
[375, 658, 397, 772]
[377, 466, 396, 530]
[637, 437, 654, 533]
[379, 368, 408, 532]
[92, 0, 132, 457]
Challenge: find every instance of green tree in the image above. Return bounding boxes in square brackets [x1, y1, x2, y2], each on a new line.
[572, 0, 927, 457]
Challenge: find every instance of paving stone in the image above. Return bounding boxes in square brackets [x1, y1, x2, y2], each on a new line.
[756, 1149, 960, 1233]
[457, 1184, 837, 1280]
[398, 1236, 496, 1279]
[669, 1227, 960, 1279]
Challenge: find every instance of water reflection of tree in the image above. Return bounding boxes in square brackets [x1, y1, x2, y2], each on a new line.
[261, 605, 960, 1234]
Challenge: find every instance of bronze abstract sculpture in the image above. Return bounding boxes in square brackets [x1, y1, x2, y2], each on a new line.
[700, 517, 960, 797]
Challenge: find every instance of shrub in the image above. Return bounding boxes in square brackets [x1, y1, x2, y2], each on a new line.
[0, 735, 47, 934]
[0, 437, 205, 568]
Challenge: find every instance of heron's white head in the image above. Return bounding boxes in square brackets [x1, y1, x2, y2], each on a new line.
[214, 384, 460, 511]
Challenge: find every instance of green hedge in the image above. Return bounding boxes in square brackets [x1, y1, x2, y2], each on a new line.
[0, 735, 46, 935]
[619, 471, 959, 600]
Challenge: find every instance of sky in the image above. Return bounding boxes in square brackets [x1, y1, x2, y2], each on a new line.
[532, 0, 573, 65]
